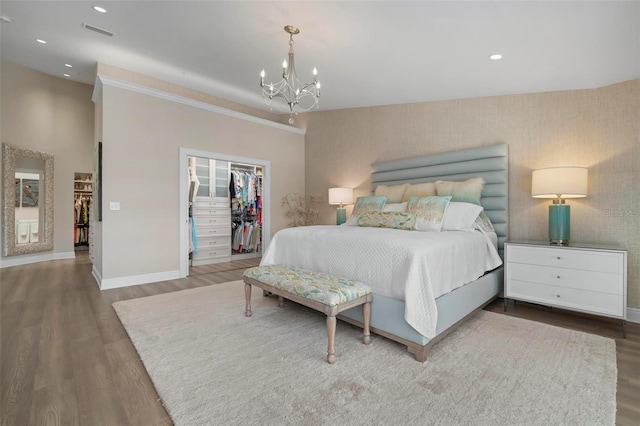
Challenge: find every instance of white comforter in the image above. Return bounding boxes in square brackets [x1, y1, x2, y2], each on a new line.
[261, 225, 503, 338]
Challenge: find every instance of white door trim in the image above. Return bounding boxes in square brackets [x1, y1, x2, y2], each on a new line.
[179, 147, 270, 278]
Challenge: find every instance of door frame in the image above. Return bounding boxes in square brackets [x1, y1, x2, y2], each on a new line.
[179, 147, 270, 278]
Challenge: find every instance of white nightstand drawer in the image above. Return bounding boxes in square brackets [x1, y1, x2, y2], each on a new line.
[506, 263, 623, 295]
[508, 279, 624, 318]
[507, 245, 623, 274]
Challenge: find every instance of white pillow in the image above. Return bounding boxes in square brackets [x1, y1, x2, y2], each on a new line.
[381, 202, 408, 213]
[442, 202, 484, 232]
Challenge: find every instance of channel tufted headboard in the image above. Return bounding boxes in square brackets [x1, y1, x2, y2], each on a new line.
[370, 143, 508, 257]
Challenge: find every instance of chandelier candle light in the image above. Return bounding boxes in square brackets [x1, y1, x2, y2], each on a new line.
[260, 25, 321, 124]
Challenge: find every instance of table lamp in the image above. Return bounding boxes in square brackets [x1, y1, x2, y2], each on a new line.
[532, 167, 588, 245]
[328, 187, 353, 225]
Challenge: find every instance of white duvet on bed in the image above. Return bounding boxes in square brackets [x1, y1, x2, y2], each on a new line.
[261, 225, 503, 338]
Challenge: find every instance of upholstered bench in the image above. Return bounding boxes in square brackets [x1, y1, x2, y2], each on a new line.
[243, 264, 372, 364]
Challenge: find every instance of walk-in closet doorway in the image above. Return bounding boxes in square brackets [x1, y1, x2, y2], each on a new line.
[178, 147, 271, 278]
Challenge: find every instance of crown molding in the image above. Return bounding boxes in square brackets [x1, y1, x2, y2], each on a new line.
[92, 75, 306, 135]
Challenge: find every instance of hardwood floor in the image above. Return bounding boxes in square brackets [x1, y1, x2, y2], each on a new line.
[1, 254, 638, 425]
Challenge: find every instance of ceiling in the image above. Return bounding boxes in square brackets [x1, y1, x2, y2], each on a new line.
[1, 1, 638, 114]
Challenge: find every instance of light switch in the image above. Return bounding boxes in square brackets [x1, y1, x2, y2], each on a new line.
[109, 202, 120, 211]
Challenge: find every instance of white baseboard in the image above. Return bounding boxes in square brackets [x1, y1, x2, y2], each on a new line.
[0, 251, 75, 268]
[92, 265, 103, 289]
[99, 269, 181, 290]
[627, 307, 640, 324]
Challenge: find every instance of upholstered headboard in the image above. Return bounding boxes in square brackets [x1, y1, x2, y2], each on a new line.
[370, 143, 508, 257]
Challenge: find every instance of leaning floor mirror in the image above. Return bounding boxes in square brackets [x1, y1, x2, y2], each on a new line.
[2, 143, 54, 256]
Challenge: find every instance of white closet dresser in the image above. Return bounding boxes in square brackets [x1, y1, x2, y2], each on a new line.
[190, 157, 231, 265]
[192, 197, 231, 265]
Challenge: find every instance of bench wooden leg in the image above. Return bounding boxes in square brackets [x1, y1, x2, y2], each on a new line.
[244, 283, 252, 317]
[326, 315, 337, 364]
[362, 301, 371, 345]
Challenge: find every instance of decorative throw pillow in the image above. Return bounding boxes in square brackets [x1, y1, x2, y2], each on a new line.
[406, 195, 452, 232]
[474, 211, 496, 233]
[345, 195, 388, 226]
[402, 182, 437, 202]
[442, 202, 483, 232]
[374, 184, 409, 203]
[435, 177, 485, 205]
[357, 212, 416, 230]
[381, 202, 408, 213]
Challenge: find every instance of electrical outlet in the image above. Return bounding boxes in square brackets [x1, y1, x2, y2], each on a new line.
[109, 202, 120, 211]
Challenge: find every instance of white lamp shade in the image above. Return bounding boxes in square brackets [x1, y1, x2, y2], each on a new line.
[328, 187, 353, 205]
[532, 167, 588, 199]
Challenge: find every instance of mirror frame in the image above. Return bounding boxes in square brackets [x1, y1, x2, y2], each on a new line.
[2, 143, 54, 256]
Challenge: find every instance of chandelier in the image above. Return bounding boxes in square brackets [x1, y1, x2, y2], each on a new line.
[260, 25, 321, 124]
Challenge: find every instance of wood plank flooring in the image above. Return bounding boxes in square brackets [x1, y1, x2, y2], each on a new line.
[1, 253, 638, 425]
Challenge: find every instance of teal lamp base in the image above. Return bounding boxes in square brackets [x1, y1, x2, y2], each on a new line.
[336, 208, 347, 225]
[549, 204, 570, 245]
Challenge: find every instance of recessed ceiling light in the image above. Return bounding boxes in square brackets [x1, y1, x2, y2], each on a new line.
[93, 6, 107, 13]
[489, 54, 503, 60]
[65, 63, 73, 68]
[63, 74, 70, 77]
[36, 39, 47, 44]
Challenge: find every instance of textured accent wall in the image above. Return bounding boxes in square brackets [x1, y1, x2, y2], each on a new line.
[303, 79, 639, 309]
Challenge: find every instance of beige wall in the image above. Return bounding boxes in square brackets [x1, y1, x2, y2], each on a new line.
[96, 63, 281, 123]
[0, 61, 95, 260]
[95, 75, 305, 281]
[303, 80, 640, 309]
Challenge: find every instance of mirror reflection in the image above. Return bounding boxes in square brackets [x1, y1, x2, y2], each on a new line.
[2, 143, 54, 256]
[15, 157, 45, 245]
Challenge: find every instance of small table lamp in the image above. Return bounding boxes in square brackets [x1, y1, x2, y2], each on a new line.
[532, 167, 588, 245]
[328, 187, 353, 225]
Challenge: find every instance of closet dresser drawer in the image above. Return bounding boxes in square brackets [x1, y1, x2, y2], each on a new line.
[505, 242, 627, 321]
[195, 224, 230, 238]
[193, 234, 232, 265]
[193, 215, 230, 227]
[193, 198, 229, 217]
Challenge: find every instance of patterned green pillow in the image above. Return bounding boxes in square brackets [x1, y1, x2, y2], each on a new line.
[357, 212, 416, 230]
[345, 195, 387, 225]
[475, 211, 496, 232]
[406, 195, 452, 232]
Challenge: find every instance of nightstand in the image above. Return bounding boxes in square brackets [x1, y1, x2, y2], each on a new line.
[504, 241, 627, 337]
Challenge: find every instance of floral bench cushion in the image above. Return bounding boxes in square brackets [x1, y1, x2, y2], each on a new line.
[243, 264, 371, 307]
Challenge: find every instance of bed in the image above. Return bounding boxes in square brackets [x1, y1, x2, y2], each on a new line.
[262, 143, 508, 361]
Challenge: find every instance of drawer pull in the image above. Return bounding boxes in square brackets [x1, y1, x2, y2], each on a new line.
[556, 275, 561, 279]
[555, 294, 561, 298]
[555, 256, 561, 260]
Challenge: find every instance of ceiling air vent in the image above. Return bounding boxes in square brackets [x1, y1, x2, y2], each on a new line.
[82, 22, 114, 37]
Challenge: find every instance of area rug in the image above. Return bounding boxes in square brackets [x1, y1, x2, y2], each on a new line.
[113, 281, 617, 425]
